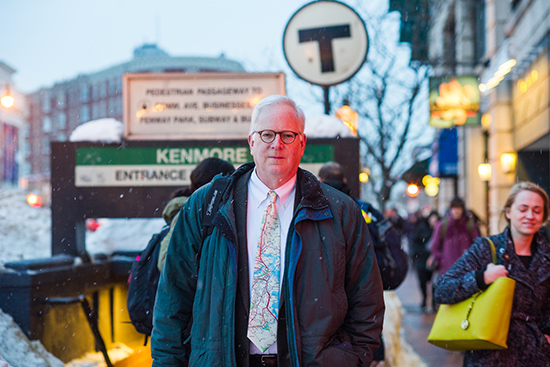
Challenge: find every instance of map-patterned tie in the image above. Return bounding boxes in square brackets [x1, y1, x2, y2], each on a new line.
[248, 190, 281, 352]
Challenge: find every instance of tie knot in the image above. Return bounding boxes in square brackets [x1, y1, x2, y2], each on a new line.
[268, 190, 277, 203]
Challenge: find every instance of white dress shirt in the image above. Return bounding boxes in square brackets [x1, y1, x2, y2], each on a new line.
[247, 168, 297, 354]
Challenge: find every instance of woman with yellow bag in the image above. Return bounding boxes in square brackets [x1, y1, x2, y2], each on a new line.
[434, 182, 550, 366]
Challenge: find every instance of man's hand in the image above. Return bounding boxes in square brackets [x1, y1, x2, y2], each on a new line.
[483, 263, 508, 285]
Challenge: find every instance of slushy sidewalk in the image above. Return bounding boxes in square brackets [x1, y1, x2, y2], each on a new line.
[394, 270, 463, 367]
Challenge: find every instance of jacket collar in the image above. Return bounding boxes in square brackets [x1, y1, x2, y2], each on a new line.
[502, 227, 550, 285]
[228, 162, 329, 212]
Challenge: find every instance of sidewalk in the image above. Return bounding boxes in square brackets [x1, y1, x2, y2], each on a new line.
[394, 270, 463, 367]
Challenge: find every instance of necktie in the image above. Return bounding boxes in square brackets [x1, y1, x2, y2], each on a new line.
[248, 190, 281, 352]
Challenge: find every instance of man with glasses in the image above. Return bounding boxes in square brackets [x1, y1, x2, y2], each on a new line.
[151, 95, 384, 367]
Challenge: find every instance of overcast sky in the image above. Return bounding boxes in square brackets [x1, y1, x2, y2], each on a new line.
[0, 0, 387, 98]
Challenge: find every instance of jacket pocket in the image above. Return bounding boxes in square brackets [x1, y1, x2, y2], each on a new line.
[318, 340, 359, 366]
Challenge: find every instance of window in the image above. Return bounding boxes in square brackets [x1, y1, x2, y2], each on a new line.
[108, 98, 116, 116]
[80, 105, 90, 123]
[42, 135, 51, 155]
[92, 103, 100, 120]
[80, 84, 90, 103]
[42, 117, 52, 133]
[57, 112, 67, 129]
[42, 152, 50, 174]
[108, 78, 117, 96]
[57, 90, 66, 108]
[92, 83, 100, 100]
[100, 81, 107, 99]
[116, 98, 123, 116]
[42, 92, 51, 113]
[99, 101, 107, 118]
[474, 1, 486, 63]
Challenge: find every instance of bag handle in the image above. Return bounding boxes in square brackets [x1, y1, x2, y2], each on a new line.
[487, 238, 497, 265]
[461, 237, 498, 330]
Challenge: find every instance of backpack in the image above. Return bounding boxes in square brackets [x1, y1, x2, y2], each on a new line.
[127, 224, 170, 336]
[374, 219, 409, 290]
[127, 176, 231, 337]
[360, 204, 409, 290]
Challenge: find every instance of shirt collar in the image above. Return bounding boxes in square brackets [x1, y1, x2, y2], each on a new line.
[249, 168, 296, 210]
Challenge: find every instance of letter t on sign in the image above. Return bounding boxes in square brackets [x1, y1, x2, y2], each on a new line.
[298, 25, 351, 73]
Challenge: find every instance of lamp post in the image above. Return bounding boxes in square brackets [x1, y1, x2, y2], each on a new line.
[479, 113, 492, 234]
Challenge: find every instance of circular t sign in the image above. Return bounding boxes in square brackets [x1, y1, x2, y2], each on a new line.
[283, 1, 368, 87]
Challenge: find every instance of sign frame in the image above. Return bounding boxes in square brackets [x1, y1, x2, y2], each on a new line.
[283, 0, 369, 87]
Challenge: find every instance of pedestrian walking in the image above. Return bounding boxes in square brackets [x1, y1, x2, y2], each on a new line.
[151, 95, 385, 367]
[435, 182, 550, 366]
[428, 196, 480, 276]
[410, 210, 440, 312]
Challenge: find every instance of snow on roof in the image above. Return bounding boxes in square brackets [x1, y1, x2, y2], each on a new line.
[305, 114, 355, 138]
[69, 118, 123, 143]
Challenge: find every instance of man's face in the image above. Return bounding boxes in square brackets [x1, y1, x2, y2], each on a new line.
[248, 103, 306, 189]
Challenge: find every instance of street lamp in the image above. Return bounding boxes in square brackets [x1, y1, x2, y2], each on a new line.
[477, 163, 492, 182]
[500, 153, 517, 174]
[335, 99, 358, 136]
[1, 85, 14, 108]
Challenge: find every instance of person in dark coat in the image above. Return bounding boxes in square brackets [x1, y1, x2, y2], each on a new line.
[151, 95, 384, 367]
[428, 196, 480, 276]
[435, 182, 550, 366]
[410, 210, 440, 312]
[317, 161, 386, 366]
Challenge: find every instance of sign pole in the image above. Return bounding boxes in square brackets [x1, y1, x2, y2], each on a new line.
[323, 85, 331, 115]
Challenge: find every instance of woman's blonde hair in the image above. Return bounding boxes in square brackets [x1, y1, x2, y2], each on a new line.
[502, 181, 550, 225]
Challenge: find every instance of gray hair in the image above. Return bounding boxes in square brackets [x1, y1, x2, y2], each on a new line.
[249, 95, 305, 133]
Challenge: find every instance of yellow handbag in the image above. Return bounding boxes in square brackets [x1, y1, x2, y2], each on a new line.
[427, 238, 516, 351]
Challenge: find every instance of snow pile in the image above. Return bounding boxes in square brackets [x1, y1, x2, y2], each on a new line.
[69, 119, 123, 143]
[0, 187, 163, 267]
[64, 344, 134, 367]
[0, 187, 52, 265]
[383, 292, 428, 367]
[86, 218, 165, 255]
[0, 309, 64, 367]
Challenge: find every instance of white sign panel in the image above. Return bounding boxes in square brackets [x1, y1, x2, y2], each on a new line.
[123, 72, 285, 140]
[283, 1, 368, 86]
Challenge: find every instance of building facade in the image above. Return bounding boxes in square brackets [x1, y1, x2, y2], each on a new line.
[25, 43, 245, 193]
[429, 0, 550, 234]
[482, 0, 550, 232]
[427, 0, 487, 230]
[0, 61, 27, 187]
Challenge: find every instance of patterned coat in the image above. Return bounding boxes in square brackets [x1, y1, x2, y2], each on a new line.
[435, 228, 550, 367]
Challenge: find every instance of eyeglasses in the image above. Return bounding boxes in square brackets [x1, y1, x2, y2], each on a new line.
[252, 130, 301, 144]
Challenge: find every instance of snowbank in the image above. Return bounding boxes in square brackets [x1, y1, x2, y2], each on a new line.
[0, 187, 52, 265]
[0, 309, 64, 367]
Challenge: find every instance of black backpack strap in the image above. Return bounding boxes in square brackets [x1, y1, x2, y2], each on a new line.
[195, 175, 231, 267]
[202, 176, 231, 239]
